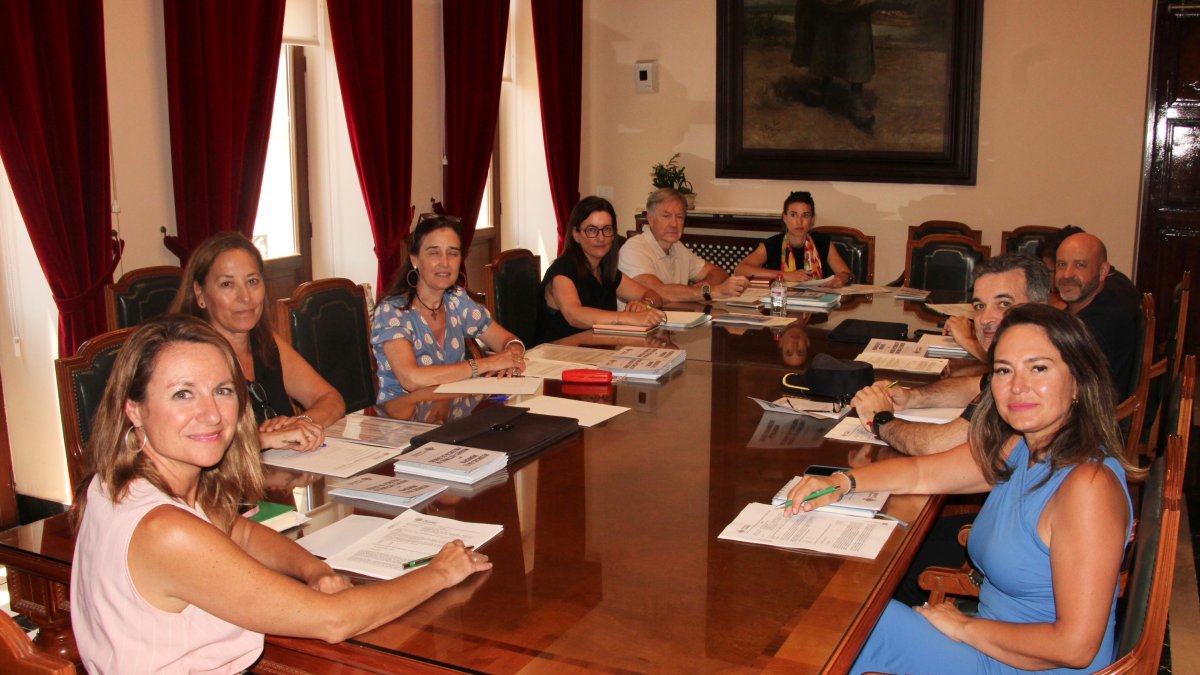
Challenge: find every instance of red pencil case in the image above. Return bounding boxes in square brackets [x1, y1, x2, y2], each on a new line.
[562, 369, 613, 383]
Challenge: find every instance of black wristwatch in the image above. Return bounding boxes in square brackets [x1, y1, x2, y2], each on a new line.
[872, 411, 895, 440]
[700, 283, 712, 302]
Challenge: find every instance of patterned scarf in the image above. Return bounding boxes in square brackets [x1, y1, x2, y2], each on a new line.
[781, 236, 823, 277]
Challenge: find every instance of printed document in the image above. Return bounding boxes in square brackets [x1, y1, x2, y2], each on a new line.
[824, 416, 889, 446]
[855, 351, 948, 375]
[862, 338, 925, 357]
[749, 396, 850, 420]
[895, 407, 966, 424]
[747, 412, 836, 449]
[261, 437, 407, 478]
[719, 502, 898, 559]
[327, 414, 437, 449]
[324, 510, 503, 579]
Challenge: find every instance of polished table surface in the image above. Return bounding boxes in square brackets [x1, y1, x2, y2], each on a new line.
[0, 295, 960, 673]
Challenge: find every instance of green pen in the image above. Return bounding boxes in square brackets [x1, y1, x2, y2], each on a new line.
[403, 546, 474, 569]
[774, 485, 840, 510]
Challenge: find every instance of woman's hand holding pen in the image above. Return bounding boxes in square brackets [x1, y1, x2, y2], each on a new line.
[426, 540, 492, 589]
[783, 473, 846, 516]
[620, 306, 666, 326]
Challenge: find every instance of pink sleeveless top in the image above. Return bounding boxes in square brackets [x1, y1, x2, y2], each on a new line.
[71, 478, 264, 674]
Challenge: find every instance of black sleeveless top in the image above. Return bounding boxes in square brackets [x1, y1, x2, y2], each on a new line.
[248, 343, 291, 424]
[762, 233, 832, 274]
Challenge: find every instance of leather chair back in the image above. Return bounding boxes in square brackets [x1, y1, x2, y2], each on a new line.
[903, 235, 990, 297]
[275, 279, 375, 413]
[55, 327, 135, 491]
[104, 266, 183, 330]
[1000, 225, 1058, 258]
[811, 226, 875, 284]
[484, 249, 541, 347]
[907, 220, 982, 242]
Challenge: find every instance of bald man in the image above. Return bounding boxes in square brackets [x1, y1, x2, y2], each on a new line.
[1055, 232, 1141, 398]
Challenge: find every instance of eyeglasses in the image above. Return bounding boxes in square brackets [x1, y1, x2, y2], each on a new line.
[248, 381, 278, 420]
[579, 225, 615, 239]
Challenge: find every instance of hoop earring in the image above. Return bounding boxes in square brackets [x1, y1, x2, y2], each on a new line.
[406, 268, 419, 287]
[124, 426, 147, 453]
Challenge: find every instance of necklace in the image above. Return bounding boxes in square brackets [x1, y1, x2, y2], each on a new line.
[415, 292, 444, 317]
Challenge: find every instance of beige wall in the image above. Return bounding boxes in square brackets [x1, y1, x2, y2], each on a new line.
[581, 1, 1153, 281]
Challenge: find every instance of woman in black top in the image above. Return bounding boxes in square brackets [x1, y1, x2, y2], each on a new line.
[734, 191, 853, 287]
[536, 196, 665, 344]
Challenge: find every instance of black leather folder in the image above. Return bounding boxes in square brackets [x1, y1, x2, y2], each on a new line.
[827, 319, 909, 345]
[409, 404, 580, 463]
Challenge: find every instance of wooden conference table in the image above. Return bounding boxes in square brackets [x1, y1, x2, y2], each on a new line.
[0, 295, 963, 674]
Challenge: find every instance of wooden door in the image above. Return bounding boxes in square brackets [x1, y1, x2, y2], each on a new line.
[1137, 2, 1200, 352]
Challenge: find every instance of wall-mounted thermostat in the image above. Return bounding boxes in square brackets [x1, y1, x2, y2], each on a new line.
[635, 60, 658, 93]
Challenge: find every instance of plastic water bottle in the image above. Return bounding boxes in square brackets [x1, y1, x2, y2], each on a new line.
[770, 274, 787, 313]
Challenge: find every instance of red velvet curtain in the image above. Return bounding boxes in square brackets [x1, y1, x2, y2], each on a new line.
[531, 0, 582, 254]
[0, 0, 121, 356]
[161, 0, 286, 262]
[327, 0, 414, 294]
[442, 0, 509, 251]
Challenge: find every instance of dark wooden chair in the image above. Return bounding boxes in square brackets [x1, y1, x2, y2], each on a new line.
[1118, 293, 1156, 462]
[811, 225, 875, 284]
[902, 234, 991, 297]
[54, 327, 136, 491]
[274, 278, 376, 413]
[483, 248, 541, 348]
[103, 265, 183, 330]
[907, 220, 982, 243]
[999, 225, 1059, 258]
[0, 611, 75, 675]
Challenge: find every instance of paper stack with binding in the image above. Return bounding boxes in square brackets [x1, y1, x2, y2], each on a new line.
[597, 346, 686, 380]
[394, 442, 508, 484]
[329, 474, 448, 507]
[760, 289, 841, 311]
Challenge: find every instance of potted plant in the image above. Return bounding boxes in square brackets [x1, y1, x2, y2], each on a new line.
[650, 153, 696, 209]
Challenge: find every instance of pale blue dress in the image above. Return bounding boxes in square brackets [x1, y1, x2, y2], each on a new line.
[850, 438, 1131, 674]
[371, 287, 493, 402]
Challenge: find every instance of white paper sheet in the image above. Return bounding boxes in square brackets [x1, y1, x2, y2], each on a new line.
[854, 351, 949, 375]
[324, 510, 503, 580]
[521, 358, 602, 380]
[526, 344, 613, 365]
[261, 437, 407, 478]
[747, 412, 836, 449]
[258, 510, 310, 533]
[824, 416, 889, 446]
[297, 515, 390, 559]
[895, 407, 966, 424]
[434, 377, 543, 395]
[660, 311, 711, 329]
[718, 502, 898, 559]
[862, 338, 926, 357]
[327, 415, 438, 449]
[749, 396, 850, 420]
[510, 395, 628, 427]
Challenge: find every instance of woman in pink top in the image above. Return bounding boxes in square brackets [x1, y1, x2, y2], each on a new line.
[71, 315, 491, 673]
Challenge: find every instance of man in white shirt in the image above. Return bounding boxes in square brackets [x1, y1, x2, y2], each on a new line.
[619, 189, 749, 302]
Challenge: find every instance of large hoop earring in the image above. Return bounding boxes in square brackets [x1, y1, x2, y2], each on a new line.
[406, 268, 419, 287]
[124, 426, 147, 453]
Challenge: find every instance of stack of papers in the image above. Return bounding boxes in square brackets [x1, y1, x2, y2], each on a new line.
[711, 313, 796, 328]
[313, 510, 503, 580]
[893, 287, 932, 301]
[327, 414, 437, 449]
[824, 417, 888, 446]
[262, 437, 413, 478]
[862, 338, 925, 358]
[329, 474, 448, 507]
[597, 346, 686, 380]
[761, 290, 841, 311]
[592, 323, 659, 336]
[393, 442, 508, 484]
[750, 396, 850, 420]
[772, 476, 892, 518]
[659, 311, 710, 329]
[718, 503, 897, 559]
[917, 333, 972, 359]
[854, 350, 949, 375]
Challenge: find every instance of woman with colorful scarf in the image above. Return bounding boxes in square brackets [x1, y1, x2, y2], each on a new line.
[734, 191, 854, 288]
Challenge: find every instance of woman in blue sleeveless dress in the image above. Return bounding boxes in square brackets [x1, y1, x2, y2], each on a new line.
[785, 304, 1142, 674]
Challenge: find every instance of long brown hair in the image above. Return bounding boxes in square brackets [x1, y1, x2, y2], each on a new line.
[382, 214, 466, 308]
[559, 196, 621, 285]
[72, 315, 264, 531]
[968, 304, 1144, 485]
[170, 231, 277, 366]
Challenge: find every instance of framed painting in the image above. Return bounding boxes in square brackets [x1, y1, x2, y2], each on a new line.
[716, 0, 984, 185]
